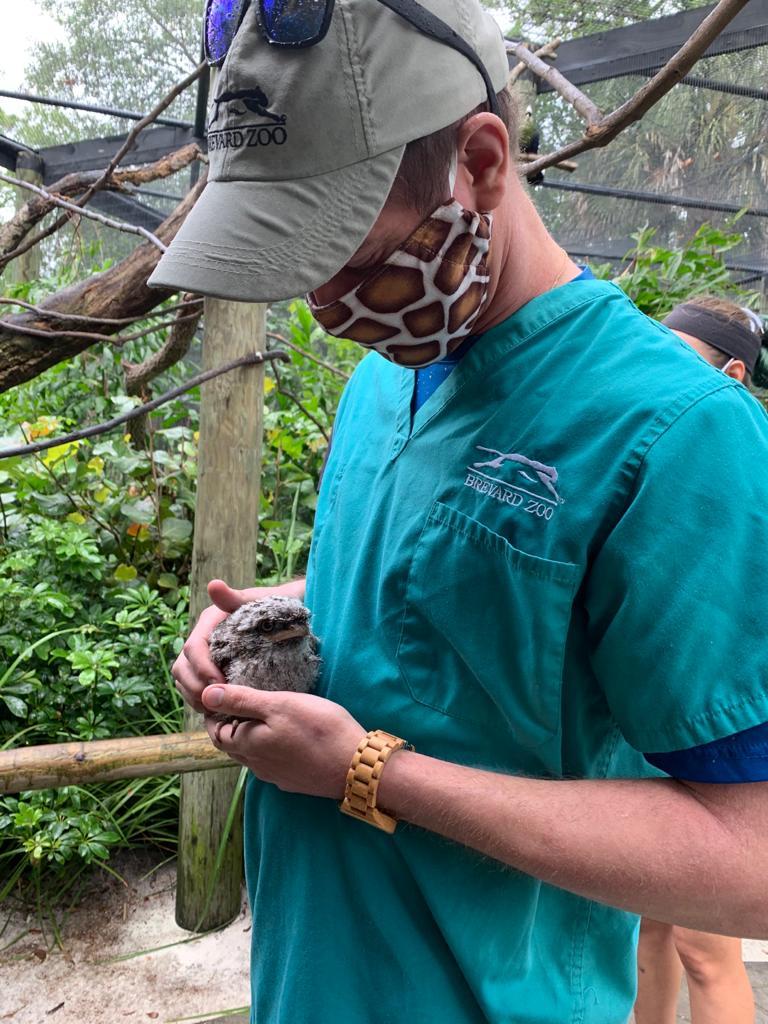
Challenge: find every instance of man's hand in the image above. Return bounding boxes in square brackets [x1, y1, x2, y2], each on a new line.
[172, 577, 306, 713]
[201, 684, 366, 800]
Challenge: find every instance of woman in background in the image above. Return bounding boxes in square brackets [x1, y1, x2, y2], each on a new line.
[634, 294, 766, 1024]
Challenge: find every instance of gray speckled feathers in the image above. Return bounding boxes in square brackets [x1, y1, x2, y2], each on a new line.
[209, 596, 320, 693]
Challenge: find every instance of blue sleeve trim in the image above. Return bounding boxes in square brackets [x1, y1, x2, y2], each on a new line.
[644, 720, 768, 782]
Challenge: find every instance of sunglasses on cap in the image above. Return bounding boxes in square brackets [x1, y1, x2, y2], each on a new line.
[204, 0, 501, 116]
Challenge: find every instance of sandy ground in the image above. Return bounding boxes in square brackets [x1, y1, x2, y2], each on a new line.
[2, 848, 767, 1024]
[0, 850, 251, 1024]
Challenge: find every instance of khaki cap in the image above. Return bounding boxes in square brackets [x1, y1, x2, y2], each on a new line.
[149, 0, 509, 302]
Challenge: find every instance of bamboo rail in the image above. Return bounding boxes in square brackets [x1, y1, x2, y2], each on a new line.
[0, 732, 230, 794]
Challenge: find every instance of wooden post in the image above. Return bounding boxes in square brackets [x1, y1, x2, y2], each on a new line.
[7, 153, 44, 286]
[176, 298, 266, 932]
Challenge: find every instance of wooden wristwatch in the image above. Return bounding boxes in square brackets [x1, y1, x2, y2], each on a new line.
[339, 729, 410, 834]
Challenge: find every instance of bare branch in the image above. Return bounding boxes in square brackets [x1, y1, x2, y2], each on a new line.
[271, 362, 330, 443]
[82, 62, 207, 205]
[267, 331, 351, 380]
[0, 63, 206, 272]
[508, 38, 562, 86]
[522, 0, 751, 178]
[0, 172, 208, 392]
[0, 310, 202, 348]
[122, 298, 204, 447]
[0, 350, 290, 461]
[0, 143, 201, 256]
[506, 42, 601, 123]
[517, 152, 577, 173]
[0, 171, 168, 252]
[125, 298, 203, 394]
[0, 296, 203, 326]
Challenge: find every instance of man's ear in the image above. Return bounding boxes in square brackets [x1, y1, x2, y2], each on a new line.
[725, 359, 747, 383]
[454, 113, 510, 214]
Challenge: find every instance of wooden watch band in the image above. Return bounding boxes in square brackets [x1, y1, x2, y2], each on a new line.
[339, 730, 409, 834]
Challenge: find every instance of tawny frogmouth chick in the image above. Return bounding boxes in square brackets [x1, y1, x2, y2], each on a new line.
[208, 596, 320, 739]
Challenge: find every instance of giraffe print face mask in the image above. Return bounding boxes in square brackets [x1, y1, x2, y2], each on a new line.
[307, 201, 493, 369]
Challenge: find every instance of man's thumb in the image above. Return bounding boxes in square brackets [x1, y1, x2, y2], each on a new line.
[207, 579, 246, 613]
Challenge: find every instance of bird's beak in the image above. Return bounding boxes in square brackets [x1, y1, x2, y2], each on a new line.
[270, 624, 309, 644]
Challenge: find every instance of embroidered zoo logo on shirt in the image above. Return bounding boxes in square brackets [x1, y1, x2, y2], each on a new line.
[464, 446, 564, 521]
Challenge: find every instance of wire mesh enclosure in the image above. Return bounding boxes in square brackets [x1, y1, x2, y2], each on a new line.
[0, 0, 766, 290]
[528, 14, 768, 289]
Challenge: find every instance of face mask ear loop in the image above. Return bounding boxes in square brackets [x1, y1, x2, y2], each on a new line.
[741, 307, 764, 336]
[721, 357, 735, 376]
[448, 152, 458, 198]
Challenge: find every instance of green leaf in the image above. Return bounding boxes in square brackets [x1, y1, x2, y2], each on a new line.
[114, 564, 138, 582]
[161, 518, 192, 543]
[120, 498, 156, 524]
[156, 573, 179, 589]
[1, 695, 27, 717]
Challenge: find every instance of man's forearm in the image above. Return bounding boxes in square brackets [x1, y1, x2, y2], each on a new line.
[377, 752, 767, 937]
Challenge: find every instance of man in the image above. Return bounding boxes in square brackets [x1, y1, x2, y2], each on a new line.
[151, 1, 768, 1021]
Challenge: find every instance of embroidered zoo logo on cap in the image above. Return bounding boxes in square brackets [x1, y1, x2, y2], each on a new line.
[464, 446, 564, 521]
[207, 84, 288, 150]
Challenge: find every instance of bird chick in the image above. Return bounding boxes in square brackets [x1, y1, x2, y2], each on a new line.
[209, 596, 320, 739]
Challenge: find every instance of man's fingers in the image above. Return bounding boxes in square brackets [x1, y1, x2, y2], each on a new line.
[182, 635, 227, 686]
[207, 578, 247, 614]
[205, 714, 263, 749]
[202, 683, 274, 721]
[172, 659, 207, 713]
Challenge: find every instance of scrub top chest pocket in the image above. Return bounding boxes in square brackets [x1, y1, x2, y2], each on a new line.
[396, 501, 579, 750]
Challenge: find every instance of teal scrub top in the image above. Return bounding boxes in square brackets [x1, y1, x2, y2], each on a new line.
[244, 278, 768, 1024]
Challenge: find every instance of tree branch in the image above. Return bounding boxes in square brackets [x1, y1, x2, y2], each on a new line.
[0, 296, 202, 326]
[508, 38, 562, 86]
[0, 171, 168, 252]
[82, 62, 207, 207]
[520, 0, 751, 178]
[0, 350, 290, 460]
[124, 299, 203, 395]
[0, 172, 208, 392]
[122, 297, 204, 447]
[271, 362, 330, 443]
[0, 143, 202, 256]
[0, 310, 203, 348]
[518, 152, 577, 173]
[267, 331, 351, 380]
[507, 41, 601, 123]
[0, 63, 206, 272]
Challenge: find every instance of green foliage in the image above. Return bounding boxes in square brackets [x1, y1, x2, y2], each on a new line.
[259, 300, 361, 583]
[18, 0, 203, 150]
[594, 221, 762, 319]
[0, 294, 357, 897]
[493, 0, 704, 41]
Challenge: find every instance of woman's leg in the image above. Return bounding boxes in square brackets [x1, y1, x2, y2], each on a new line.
[634, 917, 684, 1024]
[673, 927, 754, 1024]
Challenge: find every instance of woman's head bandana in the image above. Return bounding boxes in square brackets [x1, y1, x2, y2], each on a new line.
[663, 303, 765, 374]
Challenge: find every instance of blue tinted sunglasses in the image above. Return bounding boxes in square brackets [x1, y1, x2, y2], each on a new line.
[204, 0, 501, 116]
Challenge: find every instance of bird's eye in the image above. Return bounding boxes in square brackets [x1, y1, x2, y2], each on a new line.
[260, 621, 274, 632]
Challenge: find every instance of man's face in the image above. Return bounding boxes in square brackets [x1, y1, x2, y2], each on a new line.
[310, 194, 426, 306]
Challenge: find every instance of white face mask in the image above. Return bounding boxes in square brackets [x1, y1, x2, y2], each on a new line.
[720, 358, 735, 375]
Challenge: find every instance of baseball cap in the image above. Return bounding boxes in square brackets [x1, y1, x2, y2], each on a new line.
[148, 0, 509, 302]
